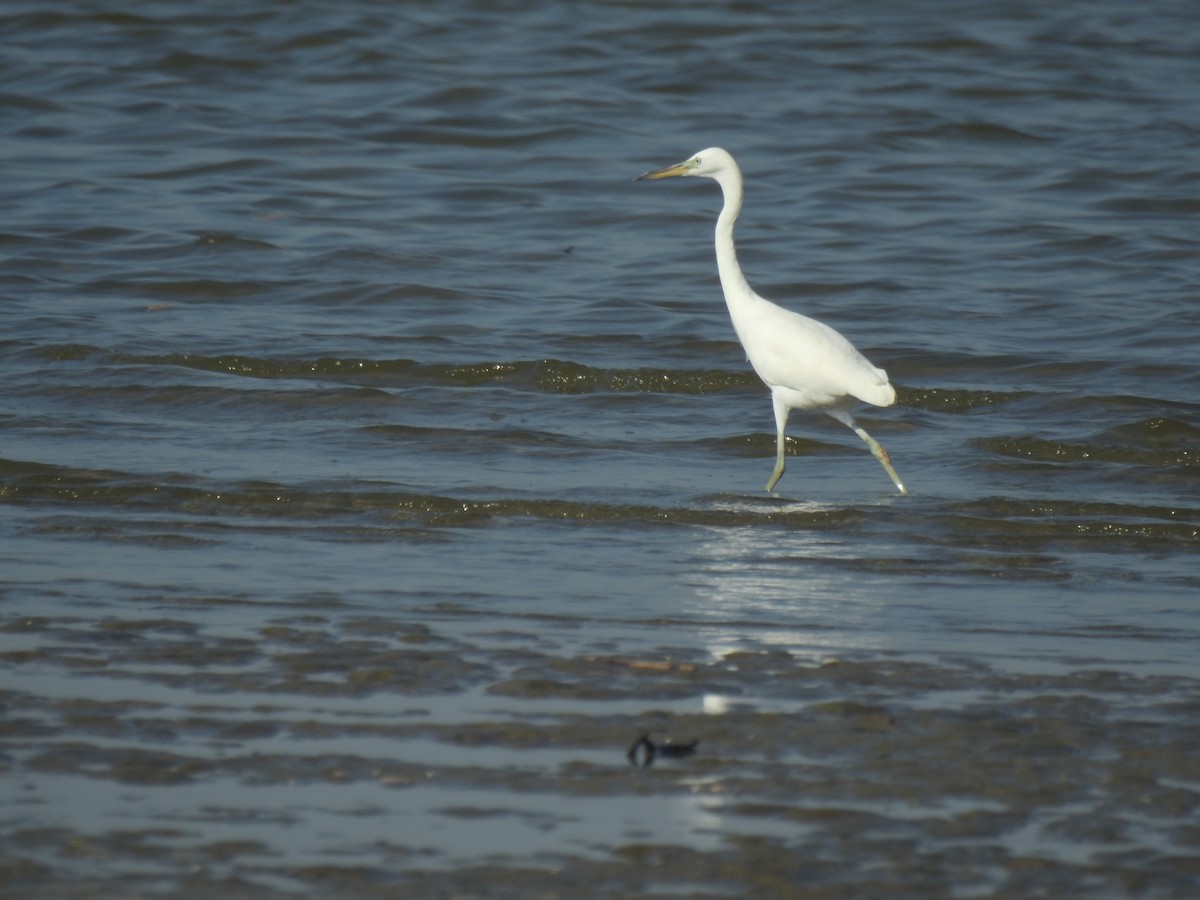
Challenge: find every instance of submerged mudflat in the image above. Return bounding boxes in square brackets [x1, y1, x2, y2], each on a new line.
[3, 604, 1198, 898]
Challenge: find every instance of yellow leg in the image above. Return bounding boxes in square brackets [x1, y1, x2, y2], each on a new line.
[765, 394, 789, 492]
[860, 430, 907, 494]
[829, 409, 907, 495]
[765, 433, 786, 492]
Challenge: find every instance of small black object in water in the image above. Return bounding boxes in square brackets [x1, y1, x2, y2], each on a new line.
[627, 733, 699, 767]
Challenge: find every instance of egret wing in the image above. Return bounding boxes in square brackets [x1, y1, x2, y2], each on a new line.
[734, 301, 895, 408]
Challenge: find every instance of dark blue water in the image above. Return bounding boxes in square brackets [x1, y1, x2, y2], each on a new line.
[3, 2, 1199, 896]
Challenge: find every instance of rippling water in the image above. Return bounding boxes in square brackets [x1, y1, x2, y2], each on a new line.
[3, 1, 1199, 896]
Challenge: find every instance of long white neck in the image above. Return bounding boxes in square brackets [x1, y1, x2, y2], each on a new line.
[712, 166, 754, 306]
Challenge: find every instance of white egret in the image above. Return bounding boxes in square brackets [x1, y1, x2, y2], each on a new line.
[637, 148, 907, 495]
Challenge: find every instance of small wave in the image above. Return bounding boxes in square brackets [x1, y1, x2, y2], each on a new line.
[902, 386, 1032, 413]
[0, 457, 867, 531]
[36, 346, 757, 395]
[976, 422, 1200, 467]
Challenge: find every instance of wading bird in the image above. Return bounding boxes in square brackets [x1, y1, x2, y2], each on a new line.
[637, 148, 906, 494]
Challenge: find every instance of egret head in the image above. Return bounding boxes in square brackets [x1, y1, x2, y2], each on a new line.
[636, 147, 736, 181]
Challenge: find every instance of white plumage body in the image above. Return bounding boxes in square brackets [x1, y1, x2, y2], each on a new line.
[725, 293, 896, 412]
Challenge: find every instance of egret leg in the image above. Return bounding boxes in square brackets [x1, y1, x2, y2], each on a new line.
[765, 394, 789, 492]
[828, 409, 907, 495]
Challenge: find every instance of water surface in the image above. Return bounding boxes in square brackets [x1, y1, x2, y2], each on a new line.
[2, 1, 1199, 896]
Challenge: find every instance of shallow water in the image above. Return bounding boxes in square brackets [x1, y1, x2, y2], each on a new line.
[2, 1, 1199, 897]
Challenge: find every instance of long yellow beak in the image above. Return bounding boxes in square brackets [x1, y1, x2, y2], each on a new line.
[635, 161, 691, 181]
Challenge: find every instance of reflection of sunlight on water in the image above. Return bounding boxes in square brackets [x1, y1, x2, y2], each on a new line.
[669, 511, 900, 852]
[682, 508, 897, 729]
[684, 514, 888, 658]
[681, 513, 888, 801]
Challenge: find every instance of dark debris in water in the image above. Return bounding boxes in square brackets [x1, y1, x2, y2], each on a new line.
[626, 733, 699, 767]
